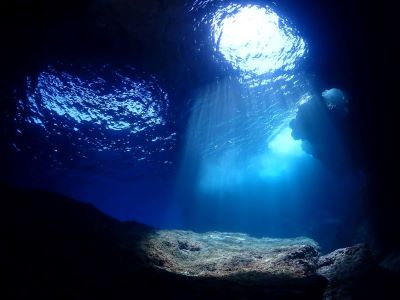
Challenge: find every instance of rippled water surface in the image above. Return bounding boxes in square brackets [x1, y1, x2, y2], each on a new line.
[211, 4, 306, 75]
[15, 64, 176, 167]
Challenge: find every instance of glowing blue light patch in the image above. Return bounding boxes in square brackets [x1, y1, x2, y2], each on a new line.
[257, 155, 290, 178]
[251, 127, 305, 178]
[212, 5, 306, 75]
[195, 127, 307, 193]
[183, 75, 313, 194]
[197, 149, 245, 194]
[268, 127, 304, 157]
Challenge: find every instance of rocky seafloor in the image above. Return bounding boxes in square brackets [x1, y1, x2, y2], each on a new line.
[143, 230, 320, 279]
[1, 184, 398, 299]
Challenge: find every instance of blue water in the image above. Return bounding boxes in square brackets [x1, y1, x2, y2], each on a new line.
[4, 1, 364, 251]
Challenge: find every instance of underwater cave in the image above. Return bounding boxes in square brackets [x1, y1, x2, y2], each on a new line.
[0, 0, 398, 299]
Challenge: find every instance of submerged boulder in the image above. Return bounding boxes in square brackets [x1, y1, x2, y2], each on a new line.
[317, 244, 374, 299]
[142, 230, 320, 280]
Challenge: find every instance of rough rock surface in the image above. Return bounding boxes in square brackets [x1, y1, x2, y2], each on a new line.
[1, 184, 328, 299]
[143, 230, 319, 280]
[317, 244, 374, 299]
[3, 183, 400, 300]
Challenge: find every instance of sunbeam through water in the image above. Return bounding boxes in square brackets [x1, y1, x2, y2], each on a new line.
[181, 3, 311, 195]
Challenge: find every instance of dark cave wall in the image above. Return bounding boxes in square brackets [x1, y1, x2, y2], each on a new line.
[289, 0, 398, 257]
